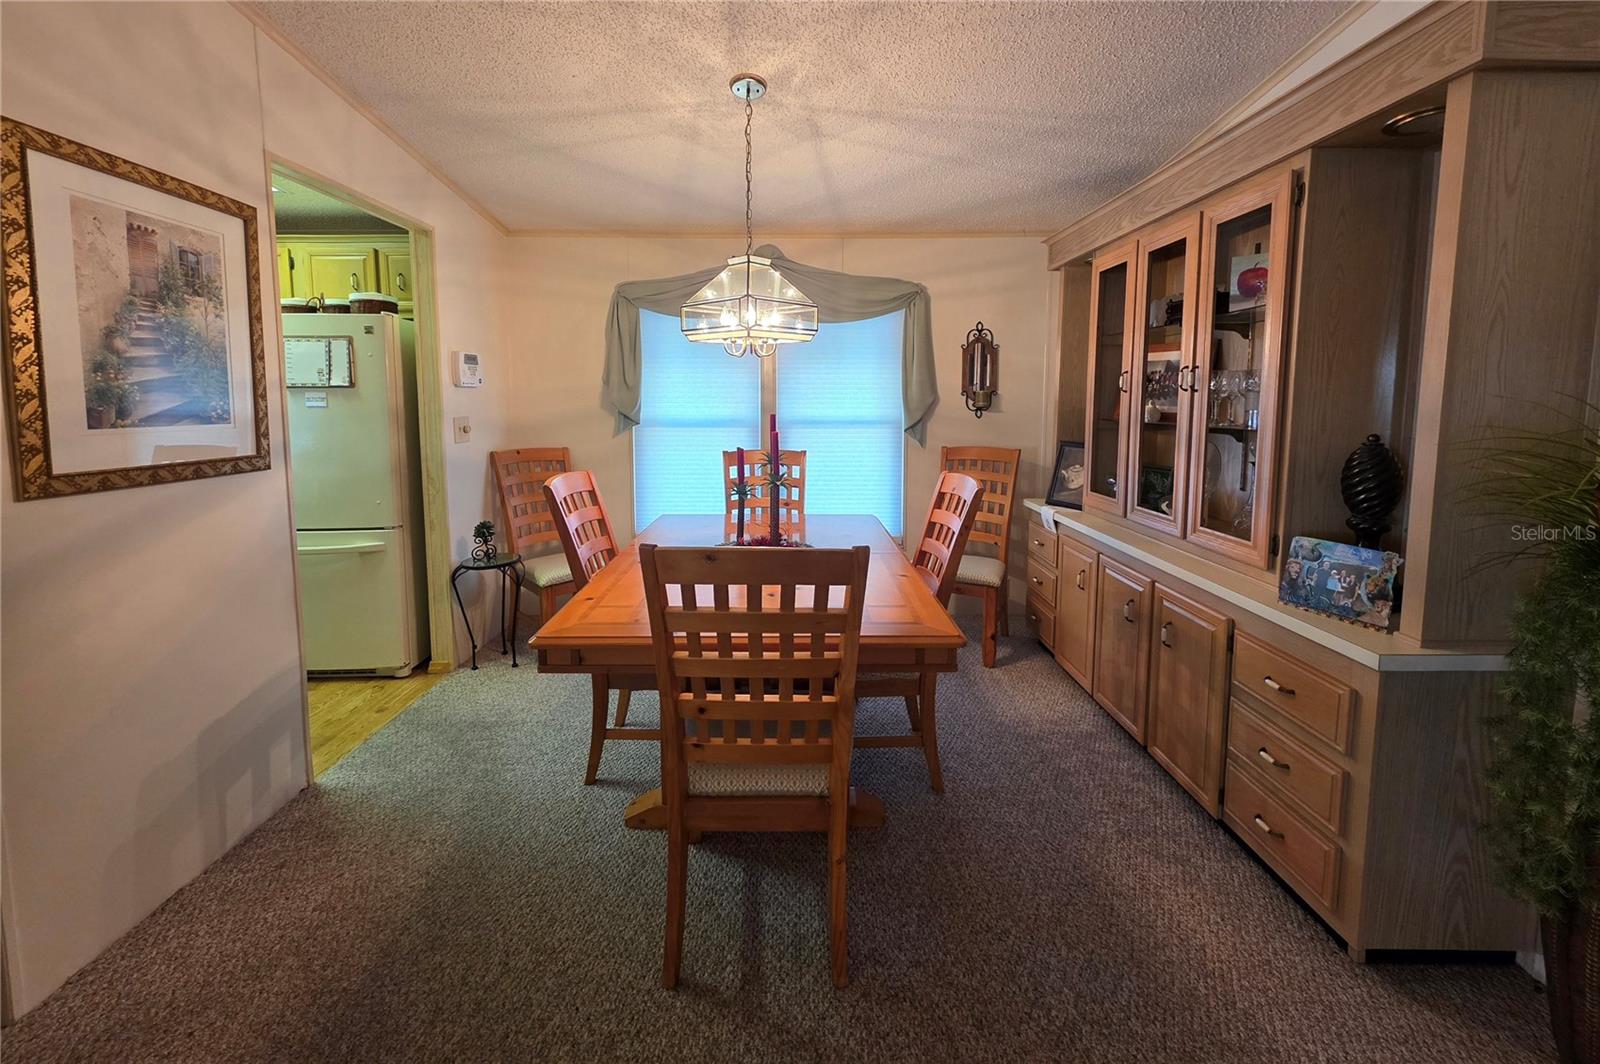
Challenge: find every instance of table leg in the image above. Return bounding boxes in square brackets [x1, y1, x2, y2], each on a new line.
[450, 564, 479, 670]
[498, 568, 510, 655]
[918, 669, 945, 794]
[585, 672, 609, 785]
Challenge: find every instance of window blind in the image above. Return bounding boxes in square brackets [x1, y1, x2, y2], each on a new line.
[777, 313, 905, 536]
[632, 309, 761, 530]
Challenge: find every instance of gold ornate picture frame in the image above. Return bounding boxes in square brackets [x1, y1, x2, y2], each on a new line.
[2, 117, 269, 499]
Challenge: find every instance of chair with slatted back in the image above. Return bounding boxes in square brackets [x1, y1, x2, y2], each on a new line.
[722, 449, 807, 543]
[855, 471, 984, 792]
[640, 542, 871, 989]
[941, 446, 1022, 667]
[491, 447, 574, 622]
[543, 470, 652, 783]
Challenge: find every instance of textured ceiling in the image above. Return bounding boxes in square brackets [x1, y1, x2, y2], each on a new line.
[257, 1, 1348, 234]
[270, 171, 407, 234]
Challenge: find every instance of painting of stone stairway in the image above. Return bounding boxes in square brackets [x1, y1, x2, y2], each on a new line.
[69, 193, 233, 430]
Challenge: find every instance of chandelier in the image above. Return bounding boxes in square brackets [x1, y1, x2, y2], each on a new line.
[680, 74, 818, 358]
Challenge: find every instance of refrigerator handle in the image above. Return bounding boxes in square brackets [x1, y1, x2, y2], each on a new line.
[298, 541, 387, 555]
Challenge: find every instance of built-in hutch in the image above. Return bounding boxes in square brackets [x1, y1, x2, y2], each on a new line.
[1029, 0, 1600, 961]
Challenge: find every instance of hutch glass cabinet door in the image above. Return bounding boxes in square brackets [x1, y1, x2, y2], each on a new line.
[1083, 241, 1137, 516]
[1127, 215, 1200, 536]
[1187, 171, 1294, 567]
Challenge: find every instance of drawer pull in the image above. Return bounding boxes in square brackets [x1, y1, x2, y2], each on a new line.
[1076, 570, 1086, 591]
[1160, 622, 1173, 648]
[1123, 599, 1135, 623]
[1257, 747, 1289, 770]
[1031, 576, 1044, 586]
[1032, 538, 1045, 549]
[1252, 814, 1283, 839]
[1262, 676, 1296, 696]
[1027, 612, 1038, 624]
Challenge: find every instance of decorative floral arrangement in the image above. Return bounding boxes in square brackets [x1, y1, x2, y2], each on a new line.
[471, 519, 498, 562]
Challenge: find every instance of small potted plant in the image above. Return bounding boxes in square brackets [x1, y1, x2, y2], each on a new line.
[1475, 403, 1600, 1063]
[471, 519, 498, 563]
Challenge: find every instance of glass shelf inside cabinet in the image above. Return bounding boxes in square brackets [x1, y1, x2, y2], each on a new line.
[1198, 206, 1272, 541]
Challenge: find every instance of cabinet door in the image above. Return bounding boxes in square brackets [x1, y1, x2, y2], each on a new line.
[1054, 536, 1098, 691]
[1091, 557, 1152, 742]
[1186, 170, 1295, 568]
[1146, 587, 1232, 815]
[1083, 240, 1138, 516]
[379, 247, 413, 311]
[1127, 214, 1201, 537]
[304, 249, 376, 302]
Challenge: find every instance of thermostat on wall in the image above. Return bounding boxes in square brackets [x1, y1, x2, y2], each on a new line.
[454, 350, 484, 388]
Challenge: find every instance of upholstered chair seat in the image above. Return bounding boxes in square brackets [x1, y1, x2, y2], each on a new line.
[955, 554, 1006, 589]
[521, 551, 574, 590]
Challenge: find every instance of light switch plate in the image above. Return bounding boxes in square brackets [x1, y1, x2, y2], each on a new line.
[452, 416, 471, 444]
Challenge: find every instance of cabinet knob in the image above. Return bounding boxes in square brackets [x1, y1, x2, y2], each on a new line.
[1027, 612, 1038, 624]
[1257, 747, 1289, 770]
[1160, 622, 1172, 648]
[1262, 676, 1296, 696]
[1123, 599, 1135, 623]
[1076, 570, 1086, 591]
[1252, 814, 1283, 839]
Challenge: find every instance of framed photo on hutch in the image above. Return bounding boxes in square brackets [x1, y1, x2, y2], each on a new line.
[1046, 440, 1086, 509]
[1, 117, 269, 500]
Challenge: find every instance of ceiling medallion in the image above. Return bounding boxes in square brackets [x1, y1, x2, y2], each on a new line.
[679, 74, 818, 358]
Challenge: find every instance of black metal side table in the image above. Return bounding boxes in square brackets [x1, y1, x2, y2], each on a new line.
[450, 552, 525, 670]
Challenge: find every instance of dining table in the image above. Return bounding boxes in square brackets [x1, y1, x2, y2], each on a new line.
[529, 513, 968, 828]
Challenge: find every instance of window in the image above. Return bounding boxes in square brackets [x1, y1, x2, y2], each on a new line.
[776, 313, 904, 535]
[633, 309, 905, 536]
[633, 309, 760, 530]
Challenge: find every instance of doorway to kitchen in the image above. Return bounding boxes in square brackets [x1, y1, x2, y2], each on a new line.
[268, 162, 454, 778]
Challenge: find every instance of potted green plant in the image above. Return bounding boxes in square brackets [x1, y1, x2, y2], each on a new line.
[1475, 404, 1600, 1063]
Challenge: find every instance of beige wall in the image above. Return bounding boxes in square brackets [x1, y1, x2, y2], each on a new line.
[0, 1, 517, 1016]
[503, 235, 1053, 597]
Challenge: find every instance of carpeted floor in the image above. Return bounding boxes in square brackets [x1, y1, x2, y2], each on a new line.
[7, 618, 1551, 1063]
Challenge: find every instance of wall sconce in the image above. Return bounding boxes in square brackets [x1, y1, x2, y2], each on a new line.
[961, 321, 998, 418]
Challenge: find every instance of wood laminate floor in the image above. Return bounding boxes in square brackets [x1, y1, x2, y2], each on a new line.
[308, 669, 448, 777]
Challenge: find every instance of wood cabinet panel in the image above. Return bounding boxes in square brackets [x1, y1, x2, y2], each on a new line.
[303, 249, 376, 302]
[1053, 535, 1098, 691]
[1224, 755, 1342, 913]
[1091, 557, 1151, 741]
[380, 247, 413, 312]
[1232, 632, 1354, 754]
[1228, 700, 1347, 834]
[1146, 586, 1231, 815]
[1025, 555, 1057, 607]
[1026, 526, 1057, 568]
[1024, 594, 1055, 651]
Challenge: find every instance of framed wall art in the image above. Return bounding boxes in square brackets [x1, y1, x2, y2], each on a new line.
[2, 117, 269, 499]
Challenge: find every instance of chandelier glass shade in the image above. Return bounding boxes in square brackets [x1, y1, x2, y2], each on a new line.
[681, 74, 818, 358]
[680, 254, 819, 358]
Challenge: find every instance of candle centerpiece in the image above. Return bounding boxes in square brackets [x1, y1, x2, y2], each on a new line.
[726, 416, 804, 546]
[730, 445, 750, 544]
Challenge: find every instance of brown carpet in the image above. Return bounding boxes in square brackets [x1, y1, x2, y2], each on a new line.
[5, 618, 1551, 1062]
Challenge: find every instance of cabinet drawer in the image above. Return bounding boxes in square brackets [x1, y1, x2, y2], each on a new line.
[1024, 594, 1055, 649]
[1025, 556, 1058, 605]
[1232, 633, 1354, 754]
[1228, 702, 1348, 835]
[1224, 757, 1341, 913]
[1026, 527, 1057, 569]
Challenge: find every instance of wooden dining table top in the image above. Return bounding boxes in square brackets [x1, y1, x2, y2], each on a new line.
[530, 514, 966, 658]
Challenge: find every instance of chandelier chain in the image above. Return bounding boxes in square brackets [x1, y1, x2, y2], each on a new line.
[744, 98, 753, 258]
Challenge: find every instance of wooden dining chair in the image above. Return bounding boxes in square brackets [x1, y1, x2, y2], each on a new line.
[857, 471, 984, 793]
[491, 447, 574, 621]
[941, 446, 1022, 667]
[641, 542, 871, 989]
[543, 470, 653, 784]
[722, 448, 807, 543]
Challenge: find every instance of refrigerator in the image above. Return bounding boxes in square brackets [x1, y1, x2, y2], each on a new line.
[284, 313, 428, 676]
